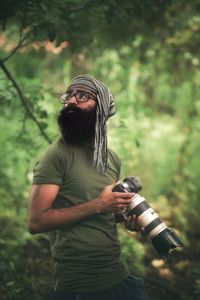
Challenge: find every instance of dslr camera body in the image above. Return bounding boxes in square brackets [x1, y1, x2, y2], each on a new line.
[113, 176, 184, 260]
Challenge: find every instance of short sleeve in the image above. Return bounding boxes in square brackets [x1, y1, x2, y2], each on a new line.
[32, 142, 69, 185]
[108, 149, 121, 181]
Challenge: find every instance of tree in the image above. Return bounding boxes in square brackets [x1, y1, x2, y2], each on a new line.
[1, 1, 200, 299]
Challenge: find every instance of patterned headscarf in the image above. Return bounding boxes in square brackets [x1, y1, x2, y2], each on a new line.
[66, 74, 115, 173]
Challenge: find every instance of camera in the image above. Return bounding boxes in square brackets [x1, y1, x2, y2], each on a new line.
[113, 176, 184, 261]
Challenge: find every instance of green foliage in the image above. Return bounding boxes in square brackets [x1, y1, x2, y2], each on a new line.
[117, 226, 146, 276]
[0, 0, 200, 58]
[1, 1, 200, 299]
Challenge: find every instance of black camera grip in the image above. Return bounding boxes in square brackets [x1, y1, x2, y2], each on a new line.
[112, 184, 127, 193]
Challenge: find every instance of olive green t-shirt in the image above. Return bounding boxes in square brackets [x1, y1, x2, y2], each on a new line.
[32, 138, 129, 292]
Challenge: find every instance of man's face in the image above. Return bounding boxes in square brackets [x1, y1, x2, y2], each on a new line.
[57, 86, 97, 144]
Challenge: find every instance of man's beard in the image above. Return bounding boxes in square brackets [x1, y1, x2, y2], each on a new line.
[57, 104, 96, 145]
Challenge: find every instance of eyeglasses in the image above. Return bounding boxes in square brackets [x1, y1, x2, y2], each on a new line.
[60, 90, 97, 104]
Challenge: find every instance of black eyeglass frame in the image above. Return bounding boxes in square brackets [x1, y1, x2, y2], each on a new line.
[60, 90, 97, 104]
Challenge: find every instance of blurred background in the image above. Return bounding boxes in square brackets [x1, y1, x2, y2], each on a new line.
[0, 1, 200, 299]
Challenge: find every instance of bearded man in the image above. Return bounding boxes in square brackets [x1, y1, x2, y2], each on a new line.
[27, 75, 150, 300]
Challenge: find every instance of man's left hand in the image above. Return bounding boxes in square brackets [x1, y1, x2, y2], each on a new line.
[125, 215, 145, 235]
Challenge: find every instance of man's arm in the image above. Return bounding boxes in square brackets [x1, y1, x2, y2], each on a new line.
[27, 183, 134, 234]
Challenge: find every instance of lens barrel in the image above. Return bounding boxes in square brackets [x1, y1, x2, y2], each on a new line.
[152, 228, 184, 260]
[113, 177, 184, 260]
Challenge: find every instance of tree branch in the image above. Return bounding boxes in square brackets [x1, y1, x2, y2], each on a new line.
[66, 0, 101, 14]
[0, 59, 52, 144]
[2, 30, 31, 63]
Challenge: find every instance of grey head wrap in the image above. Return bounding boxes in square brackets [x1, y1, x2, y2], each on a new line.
[66, 74, 115, 173]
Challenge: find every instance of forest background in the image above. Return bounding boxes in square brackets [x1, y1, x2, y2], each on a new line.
[0, 1, 200, 300]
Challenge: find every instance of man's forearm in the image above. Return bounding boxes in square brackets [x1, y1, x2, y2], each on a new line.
[28, 198, 100, 234]
[28, 183, 133, 234]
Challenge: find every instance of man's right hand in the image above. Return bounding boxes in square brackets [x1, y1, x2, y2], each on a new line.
[27, 182, 134, 234]
[95, 183, 134, 214]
